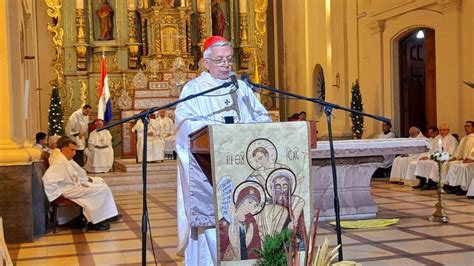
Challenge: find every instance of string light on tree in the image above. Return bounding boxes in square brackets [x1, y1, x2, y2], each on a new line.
[48, 86, 65, 136]
[350, 79, 364, 139]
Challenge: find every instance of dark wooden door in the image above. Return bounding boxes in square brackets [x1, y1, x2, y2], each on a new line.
[399, 29, 436, 137]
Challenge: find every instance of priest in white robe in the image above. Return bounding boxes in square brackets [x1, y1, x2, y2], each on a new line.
[85, 119, 114, 173]
[132, 114, 165, 162]
[412, 124, 458, 189]
[175, 36, 272, 265]
[65, 104, 91, 166]
[389, 127, 426, 184]
[43, 137, 119, 231]
[373, 121, 397, 177]
[444, 121, 474, 194]
[157, 110, 176, 159]
[464, 148, 474, 198]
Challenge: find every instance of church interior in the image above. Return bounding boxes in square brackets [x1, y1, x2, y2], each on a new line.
[1, 0, 473, 265]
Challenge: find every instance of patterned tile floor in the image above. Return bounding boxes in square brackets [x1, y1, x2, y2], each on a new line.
[7, 179, 474, 265]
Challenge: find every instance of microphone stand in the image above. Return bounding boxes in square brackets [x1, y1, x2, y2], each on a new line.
[243, 75, 389, 261]
[99, 79, 236, 265]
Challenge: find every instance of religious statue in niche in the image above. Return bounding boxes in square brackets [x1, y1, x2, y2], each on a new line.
[211, 0, 229, 37]
[96, 0, 114, 40]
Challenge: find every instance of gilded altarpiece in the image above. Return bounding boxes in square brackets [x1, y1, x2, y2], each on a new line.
[46, 0, 269, 157]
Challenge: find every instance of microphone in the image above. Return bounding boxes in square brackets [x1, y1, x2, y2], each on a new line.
[240, 73, 255, 92]
[229, 72, 239, 89]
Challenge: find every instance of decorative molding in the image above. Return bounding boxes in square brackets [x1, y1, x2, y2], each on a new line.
[45, 0, 67, 109]
[367, 20, 385, 35]
[436, 0, 462, 13]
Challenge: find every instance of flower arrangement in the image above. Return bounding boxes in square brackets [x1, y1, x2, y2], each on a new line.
[430, 151, 450, 163]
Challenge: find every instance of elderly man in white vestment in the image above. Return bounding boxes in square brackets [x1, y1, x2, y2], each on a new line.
[132, 113, 165, 162]
[444, 121, 474, 195]
[412, 124, 458, 189]
[43, 137, 119, 231]
[389, 126, 426, 184]
[464, 147, 474, 199]
[85, 119, 114, 173]
[174, 36, 271, 264]
[157, 110, 176, 159]
[405, 126, 439, 187]
[65, 104, 91, 166]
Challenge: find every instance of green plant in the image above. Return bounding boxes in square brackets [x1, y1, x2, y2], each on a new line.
[48, 86, 65, 136]
[350, 80, 364, 139]
[255, 229, 291, 265]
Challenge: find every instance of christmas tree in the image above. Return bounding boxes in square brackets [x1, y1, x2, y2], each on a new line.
[48, 86, 65, 136]
[350, 80, 364, 139]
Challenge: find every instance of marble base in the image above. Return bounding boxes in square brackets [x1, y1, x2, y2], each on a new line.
[0, 162, 45, 243]
[312, 162, 380, 221]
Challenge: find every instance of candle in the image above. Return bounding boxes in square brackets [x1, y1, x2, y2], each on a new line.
[438, 139, 442, 153]
[239, 0, 247, 13]
[128, 0, 136, 10]
[76, 0, 84, 9]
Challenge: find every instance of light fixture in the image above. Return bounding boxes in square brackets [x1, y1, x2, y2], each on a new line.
[416, 30, 424, 39]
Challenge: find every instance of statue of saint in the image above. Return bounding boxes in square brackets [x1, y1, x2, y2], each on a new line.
[211, 1, 228, 37]
[96, 0, 114, 40]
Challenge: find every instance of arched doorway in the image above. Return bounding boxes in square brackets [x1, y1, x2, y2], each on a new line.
[398, 28, 437, 137]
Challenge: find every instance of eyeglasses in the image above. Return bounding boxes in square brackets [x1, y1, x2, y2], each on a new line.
[207, 56, 234, 66]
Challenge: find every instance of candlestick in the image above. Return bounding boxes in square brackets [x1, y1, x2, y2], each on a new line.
[239, 0, 247, 13]
[438, 139, 442, 153]
[76, 0, 84, 9]
[128, 0, 136, 10]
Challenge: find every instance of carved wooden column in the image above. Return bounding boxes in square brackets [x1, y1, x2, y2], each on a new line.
[127, 0, 140, 69]
[75, 7, 88, 70]
[197, 0, 207, 46]
[239, 0, 250, 70]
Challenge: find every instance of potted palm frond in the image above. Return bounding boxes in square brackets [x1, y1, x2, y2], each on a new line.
[463, 81, 474, 88]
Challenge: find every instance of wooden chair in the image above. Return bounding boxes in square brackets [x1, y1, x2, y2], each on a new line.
[50, 197, 82, 234]
[43, 157, 83, 233]
[0, 217, 13, 266]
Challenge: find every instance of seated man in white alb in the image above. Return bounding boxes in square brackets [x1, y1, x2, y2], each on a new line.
[43, 137, 119, 231]
[464, 147, 474, 199]
[444, 121, 474, 195]
[85, 119, 114, 173]
[132, 113, 165, 162]
[157, 110, 176, 159]
[373, 121, 397, 177]
[405, 126, 440, 186]
[412, 124, 458, 189]
[389, 126, 426, 184]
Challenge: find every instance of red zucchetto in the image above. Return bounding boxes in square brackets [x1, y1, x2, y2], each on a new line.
[203, 36, 229, 52]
